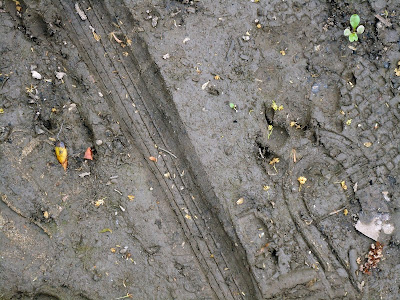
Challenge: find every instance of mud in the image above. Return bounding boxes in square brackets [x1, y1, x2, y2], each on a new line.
[0, 0, 399, 299]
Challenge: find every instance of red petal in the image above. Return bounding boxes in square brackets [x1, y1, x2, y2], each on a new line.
[84, 147, 93, 160]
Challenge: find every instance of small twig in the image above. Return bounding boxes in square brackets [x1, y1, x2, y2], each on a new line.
[114, 189, 123, 195]
[157, 146, 177, 159]
[115, 293, 132, 299]
[329, 207, 345, 216]
[258, 148, 264, 159]
[291, 149, 297, 163]
[374, 14, 392, 27]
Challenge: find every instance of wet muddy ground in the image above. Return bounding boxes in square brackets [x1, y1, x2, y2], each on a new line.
[0, 0, 399, 299]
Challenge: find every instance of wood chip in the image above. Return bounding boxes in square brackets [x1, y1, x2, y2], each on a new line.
[236, 198, 244, 205]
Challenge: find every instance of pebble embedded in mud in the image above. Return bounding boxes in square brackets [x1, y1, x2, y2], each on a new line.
[55, 71, 66, 80]
[31, 70, 42, 80]
[35, 125, 44, 135]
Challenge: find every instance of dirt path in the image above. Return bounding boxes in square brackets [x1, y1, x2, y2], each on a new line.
[1, 0, 399, 299]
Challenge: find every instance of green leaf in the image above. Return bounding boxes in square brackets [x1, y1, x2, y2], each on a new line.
[343, 28, 351, 36]
[229, 103, 236, 109]
[357, 25, 365, 34]
[349, 33, 358, 42]
[350, 14, 360, 30]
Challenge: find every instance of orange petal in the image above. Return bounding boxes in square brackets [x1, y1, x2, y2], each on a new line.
[61, 160, 68, 171]
[84, 147, 93, 160]
[149, 156, 157, 162]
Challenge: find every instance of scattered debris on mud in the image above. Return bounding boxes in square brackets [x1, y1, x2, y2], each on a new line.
[1, 0, 399, 299]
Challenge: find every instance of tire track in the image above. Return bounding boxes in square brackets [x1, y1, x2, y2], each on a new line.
[52, 1, 260, 299]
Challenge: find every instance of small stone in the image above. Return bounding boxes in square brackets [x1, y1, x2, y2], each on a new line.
[35, 126, 45, 135]
[55, 72, 66, 80]
[95, 139, 103, 146]
[311, 83, 320, 94]
[151, 16, 159, 27]
[31, 70, 42, 80]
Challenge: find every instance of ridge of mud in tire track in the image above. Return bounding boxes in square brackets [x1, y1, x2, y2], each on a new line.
[52, 1, 260, 299]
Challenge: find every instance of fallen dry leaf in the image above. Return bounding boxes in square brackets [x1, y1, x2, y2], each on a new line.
[93, 31, 101, 41]
[395, 61, 400, 76]
[95, 199, 105, 207]
[269, 157, 280, 165]
[236, 197, 244, 205]
[364, 142, 372, 148]
[298, 176, 307, 191]
[149, 156, 157, 162]
[127, 195, 135, 201]
[341, 181, 348, 190]
[290, 121, 301, 129]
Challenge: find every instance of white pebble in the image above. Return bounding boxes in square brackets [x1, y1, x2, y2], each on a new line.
[31, 70, 42, 80]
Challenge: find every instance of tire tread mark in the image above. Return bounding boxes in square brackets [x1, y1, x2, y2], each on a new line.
[54, 1, 260, 299]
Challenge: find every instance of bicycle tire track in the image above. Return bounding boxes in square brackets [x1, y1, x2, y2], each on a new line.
[51, 1, 261, 299]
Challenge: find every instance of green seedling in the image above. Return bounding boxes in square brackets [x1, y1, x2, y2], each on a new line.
[344, 14, 365, 42]
[229, 102, 237, 112]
